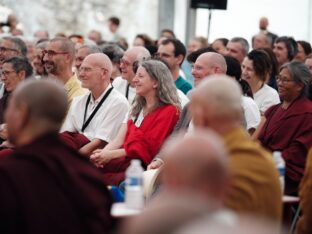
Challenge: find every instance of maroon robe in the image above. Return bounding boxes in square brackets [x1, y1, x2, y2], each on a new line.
[102, 104, 180, 185]
[258, 97, 312, 195]
[0, 133, 114, 234]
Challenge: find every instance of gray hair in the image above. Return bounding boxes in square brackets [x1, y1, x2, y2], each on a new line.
[280, 61, 311, 97]
[3, 36, 27, 56]
[230, 37, 249, 56]
[101, 44, 124, 63]
[50, 37, 75, 59]
[130, 59, 181, 118]
[78, 44, 101, 54]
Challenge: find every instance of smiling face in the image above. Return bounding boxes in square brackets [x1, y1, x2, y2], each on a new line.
[226, 41, 245, 64]
[273, 42, 289, 66]
[133, 66, 157, 98]
[43, 41, 68, 75]
[75, 47, 90, 70]
[241, 57, 262, 90]
[33, 48, 45, 75]
[277, 68, 303, 102]
[78, 57, 105, 91]
[191, 55, 215, 87]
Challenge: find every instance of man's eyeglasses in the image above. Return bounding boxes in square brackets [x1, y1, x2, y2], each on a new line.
[79, 67, 107, 73]
[276, 75, 294, 84]
[120, 58, 132, 67]
[0, 47, 18, 53]
[43, 50, 68, 57]
[0, 70, 16, 77]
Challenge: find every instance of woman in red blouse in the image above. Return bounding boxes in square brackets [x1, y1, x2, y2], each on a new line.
[90, 59, 181, 185]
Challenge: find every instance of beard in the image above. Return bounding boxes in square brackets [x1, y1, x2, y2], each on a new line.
[44, 61, 57, 74]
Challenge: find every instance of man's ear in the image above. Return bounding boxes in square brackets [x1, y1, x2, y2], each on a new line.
[176, 54, 184, 66]
[17, 70, 26, 81]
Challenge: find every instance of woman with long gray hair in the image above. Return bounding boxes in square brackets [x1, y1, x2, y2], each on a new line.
[256, 61, 312, 195]
[90, 59, 181, 185]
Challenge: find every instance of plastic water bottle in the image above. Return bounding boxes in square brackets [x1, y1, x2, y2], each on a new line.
[125, 159, 144, 209]
[273, 151, 285, 192]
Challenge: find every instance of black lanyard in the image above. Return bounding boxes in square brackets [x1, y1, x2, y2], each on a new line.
[125, 83, 130, 99]
[82, 87, 114, 132]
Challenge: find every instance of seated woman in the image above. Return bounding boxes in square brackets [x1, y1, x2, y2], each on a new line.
[241, 49, 280, 115]
[90, 59, 181, 185]
[257, 61, 312, 195]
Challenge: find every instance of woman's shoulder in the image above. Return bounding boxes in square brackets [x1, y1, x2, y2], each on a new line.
[262, 84, 279, 95]
[154, 104, 180, 117]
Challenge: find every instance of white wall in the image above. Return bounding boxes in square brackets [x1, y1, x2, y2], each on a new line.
[193, 0, 312, 45]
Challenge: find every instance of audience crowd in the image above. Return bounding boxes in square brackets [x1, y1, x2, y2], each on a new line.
[0, 12, 311, 234]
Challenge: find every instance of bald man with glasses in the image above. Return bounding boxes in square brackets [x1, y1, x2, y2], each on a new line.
[60, 53, 129, 157]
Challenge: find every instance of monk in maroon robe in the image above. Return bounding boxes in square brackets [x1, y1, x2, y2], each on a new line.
[0, 80, 114, 234]
[258, 61, 312, 195]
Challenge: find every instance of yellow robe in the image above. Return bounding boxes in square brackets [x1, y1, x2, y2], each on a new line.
[223, 127, 282, 222]
[296, 148, 312, 234]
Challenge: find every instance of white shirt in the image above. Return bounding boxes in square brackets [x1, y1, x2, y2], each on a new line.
[241, 96, 261, 130]
[61, 85, 129, 143]
[113, 76, 136, 105]
[254, 84, 280, 114]
[177, 89, 189, 108]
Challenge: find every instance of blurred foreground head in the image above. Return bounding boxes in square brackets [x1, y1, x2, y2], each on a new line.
[5, 79, 67, 146]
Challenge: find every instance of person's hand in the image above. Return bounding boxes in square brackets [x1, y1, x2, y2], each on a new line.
[90, 149, 113, 167]
[0, 124, 8, 140]
[0, 140, 14, 148]
[147, 158, 164, 170]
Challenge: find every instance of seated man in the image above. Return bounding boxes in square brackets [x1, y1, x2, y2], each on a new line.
[190, 76, 282, 223]
[0, 57, 33, 146]
[0, 79, 113, 234]
[60, 53, 129, 157]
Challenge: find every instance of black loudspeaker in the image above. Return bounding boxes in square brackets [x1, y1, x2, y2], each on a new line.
[190, 0, 227, 10]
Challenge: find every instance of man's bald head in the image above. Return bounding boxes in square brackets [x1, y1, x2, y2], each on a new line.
[5, 79, 67, 145]
[259, 17, 269, 30]
[192, 52, 227, 87]
[120, 46, 151, 83]
[162, 129, 229, 201]
[126, 46, 151, 62]
[198, 52, 227, 73]
[83, 53, 113, 78]
[190, 75, 242, 131]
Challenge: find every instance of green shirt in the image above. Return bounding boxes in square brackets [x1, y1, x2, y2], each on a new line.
[175, 76, 192, 95]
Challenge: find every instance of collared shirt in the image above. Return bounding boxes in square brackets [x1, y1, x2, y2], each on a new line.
[175, 76, 192, 95]
[113, 76, 136, 105]
[64, 73, 87, 105]
[61, 84, 129, 142]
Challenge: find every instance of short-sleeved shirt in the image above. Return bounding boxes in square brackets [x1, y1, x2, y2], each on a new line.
[64, 74, 87, 105]
[175, 76, 192, 95]
[254, 84, 280, 114]
[61, 84, 129, 143]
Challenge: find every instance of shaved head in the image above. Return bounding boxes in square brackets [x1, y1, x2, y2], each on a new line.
[190, 75, 242, 129]
[192, 52, 227, 86]
[126, 46, 151, 61]
[162, 129, 229, 200]
[120, 46, 151, 82]
[14, 79, 67, 125]
[197, 52, 227, 73]
[5, 79, 68, 145]
[83, 53, 113, 77]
